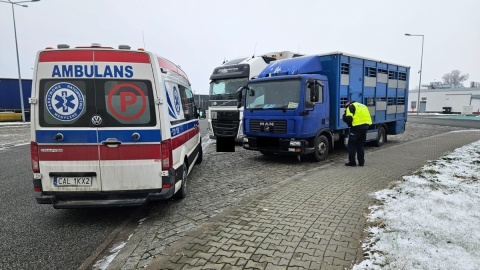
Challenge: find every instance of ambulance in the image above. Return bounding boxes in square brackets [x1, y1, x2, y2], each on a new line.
[30, 44, 205, 208]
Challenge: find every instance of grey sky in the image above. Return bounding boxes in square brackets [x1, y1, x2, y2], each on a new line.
[1, 0, 479, 95]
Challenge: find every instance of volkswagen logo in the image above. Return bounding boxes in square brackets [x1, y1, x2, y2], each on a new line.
[91, 115, 103, 126]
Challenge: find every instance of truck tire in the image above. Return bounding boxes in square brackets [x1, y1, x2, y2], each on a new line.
[313, 134, 329, 162]
[174, 163, 188, 199]
[374, 126, 387, 147]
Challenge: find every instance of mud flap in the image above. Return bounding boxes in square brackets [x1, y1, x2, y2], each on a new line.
[216, 136, 235, 152]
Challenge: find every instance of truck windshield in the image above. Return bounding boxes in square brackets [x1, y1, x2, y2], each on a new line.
[245, 79, 301, 110]
[209, 78, 248, 96]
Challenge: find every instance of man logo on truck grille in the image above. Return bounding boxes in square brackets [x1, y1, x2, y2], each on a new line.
[46, 82, 85, 121]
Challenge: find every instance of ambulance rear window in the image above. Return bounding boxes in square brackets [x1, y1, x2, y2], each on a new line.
[39, 80, 92, 126]
[102, 80, 155, 125]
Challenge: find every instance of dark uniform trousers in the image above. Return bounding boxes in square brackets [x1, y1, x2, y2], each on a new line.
[347, 128, 367, 165]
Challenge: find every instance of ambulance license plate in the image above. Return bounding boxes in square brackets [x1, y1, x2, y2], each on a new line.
[54, 177, 92, 187]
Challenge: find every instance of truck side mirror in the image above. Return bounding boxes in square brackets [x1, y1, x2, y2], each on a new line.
[198, 108, 206, 119]
[305, 81, 315, 109]
[311, 87, 318, 102]
[236, 87, 246, 108]
[236, 87, 245, 102]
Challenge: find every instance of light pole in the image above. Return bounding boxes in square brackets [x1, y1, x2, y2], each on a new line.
[0, 0, 40, 122]
[405, 33, 424, 115]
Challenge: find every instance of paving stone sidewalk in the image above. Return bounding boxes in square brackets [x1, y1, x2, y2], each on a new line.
[140, 130, 480, 270]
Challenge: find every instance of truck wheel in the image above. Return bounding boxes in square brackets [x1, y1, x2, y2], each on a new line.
[313, 135, 329, 162]
[174, 163, 188, 199]
[374, 126, 387, 147]
[195, 144, 203, 164]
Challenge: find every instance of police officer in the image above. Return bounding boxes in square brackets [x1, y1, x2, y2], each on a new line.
[342, 100, 372, 166]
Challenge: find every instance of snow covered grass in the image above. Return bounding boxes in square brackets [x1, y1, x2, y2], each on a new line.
[354, 140, 480, 270]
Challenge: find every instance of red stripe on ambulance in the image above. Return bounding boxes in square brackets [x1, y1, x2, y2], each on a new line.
[171, 126, 199, 150]
[95, 51, 150, 63]
[39, 51, 94, 62]
[39, 50, 150, 63]
[157, 57, 188, 81]
[38, 144, 161, 161]
[100, 144, 161, 160]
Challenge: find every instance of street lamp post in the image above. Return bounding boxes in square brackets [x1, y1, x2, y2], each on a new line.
[405, 33, 424, 116]
[0, 0, 40, 122]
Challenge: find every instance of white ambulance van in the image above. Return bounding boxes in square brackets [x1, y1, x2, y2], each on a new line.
[30, 44, 205, 209]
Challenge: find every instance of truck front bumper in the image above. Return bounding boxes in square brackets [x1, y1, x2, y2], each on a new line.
[243, 137, 312, 155]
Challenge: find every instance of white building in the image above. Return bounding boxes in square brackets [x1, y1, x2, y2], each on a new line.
[408, 87, 480, 114]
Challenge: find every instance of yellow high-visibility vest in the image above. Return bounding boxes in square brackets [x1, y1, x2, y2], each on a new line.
[346, 102, 372, 126]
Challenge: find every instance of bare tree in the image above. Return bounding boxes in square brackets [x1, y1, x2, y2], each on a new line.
[442, 70, 469, 87]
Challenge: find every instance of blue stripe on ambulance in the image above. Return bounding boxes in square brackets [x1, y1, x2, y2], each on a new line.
[36, 130, 97, 144]
[36, 120, 198, 144]
[36, 130, 162, 144]
[97, 130, 161, 143]
[170, 120, 198, 137]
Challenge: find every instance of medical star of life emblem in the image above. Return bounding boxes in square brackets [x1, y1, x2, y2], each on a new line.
[46, 82, 85, 121]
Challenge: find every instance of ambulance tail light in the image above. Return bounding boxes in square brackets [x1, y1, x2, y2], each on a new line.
[31, 141, 40, 173]
[161, 139, 173, 170]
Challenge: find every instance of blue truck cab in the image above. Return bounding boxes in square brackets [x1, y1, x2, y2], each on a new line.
[242, 52, 410, 161]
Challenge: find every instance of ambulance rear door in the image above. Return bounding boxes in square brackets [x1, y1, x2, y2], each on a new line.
[35, 50, 101, 193]
[93, 50, 162, 192]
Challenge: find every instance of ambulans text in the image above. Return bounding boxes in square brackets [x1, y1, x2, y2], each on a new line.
[51, 65, 134, 78]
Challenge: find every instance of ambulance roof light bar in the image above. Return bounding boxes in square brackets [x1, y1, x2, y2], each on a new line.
[57, 44, 70, 49]
[118, 45, 131, 50]
[91, 43, 101, 47]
